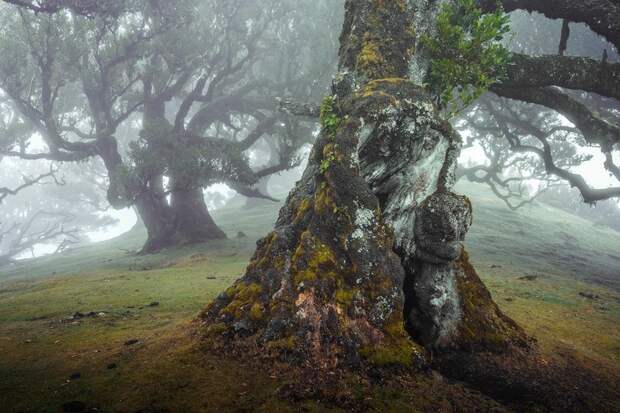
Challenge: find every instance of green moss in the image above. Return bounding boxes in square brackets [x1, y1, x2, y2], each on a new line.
[351, 0, 415, 79]
[358, 34, 382, 72]
[249, 303, 265, 321]
[222, 282, 263, 319]
[292, 231, 340, 285]
[360, 315, 422, 367]
[357, 78, 408, 107]
[335, 289, 356, 306]
[206, 322, 229, 336]
[319, 96, 341, 139]
[320, 143, 340, 174]
[247, 233, 282, 272]
[454, 249, 527, 351]
[359, 335, 418, 367]
[266, 336, 298, 351]
[293, 198, 313, 223]
[314, 182, 337, 215]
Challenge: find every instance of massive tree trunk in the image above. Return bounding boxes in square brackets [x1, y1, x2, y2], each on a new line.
[97, 132, 178, 254]
[201, 0, 526, 366]
[135, 184, 176, 254]
[170, 185, 227, 243]
[137, 95, 228, 251]
[134, 180, 227, 253]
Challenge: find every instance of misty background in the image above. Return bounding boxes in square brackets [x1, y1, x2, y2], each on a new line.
[1, 5, 618, 263]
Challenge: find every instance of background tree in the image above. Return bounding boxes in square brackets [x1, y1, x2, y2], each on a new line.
[131, 0, 339, 248]
[453, 8, 620, 207]
[0, 0, 341, 252]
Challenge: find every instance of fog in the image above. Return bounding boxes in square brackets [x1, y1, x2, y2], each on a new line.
[1, 3, 619, 262]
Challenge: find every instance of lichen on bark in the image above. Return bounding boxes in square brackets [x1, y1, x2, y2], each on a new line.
[200, 103, 422, 369]
[199, 0, 529, 374]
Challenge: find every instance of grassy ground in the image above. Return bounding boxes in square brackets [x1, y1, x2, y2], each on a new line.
[0, 183, 619, 412]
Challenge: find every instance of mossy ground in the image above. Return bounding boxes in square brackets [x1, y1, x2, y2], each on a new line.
[1, 183, 619, 412]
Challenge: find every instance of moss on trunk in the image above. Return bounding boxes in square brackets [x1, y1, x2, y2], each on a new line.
[197, 1, 559, 405]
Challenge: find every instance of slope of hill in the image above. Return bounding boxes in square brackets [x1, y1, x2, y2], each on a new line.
[458, 182, 620, 291]
[3, 182, 618, 289]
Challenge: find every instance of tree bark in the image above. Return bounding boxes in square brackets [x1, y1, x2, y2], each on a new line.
[200, 0, 527, 368]
[170, 185, 227, 243]
[491, 84, 620, 150]
[134, 179, 176, 254]
[134, 182, 228, 253]
[136, 96, 228, 251]
[505, 53, 620, 101]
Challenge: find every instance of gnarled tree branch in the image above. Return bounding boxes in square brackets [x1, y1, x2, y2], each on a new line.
[505, 53, 620, 101]
[0, 165, 61, 203]
[478, 0, 620, 49]
[491, 85, 620, 149]
[484, 100, 620, 203]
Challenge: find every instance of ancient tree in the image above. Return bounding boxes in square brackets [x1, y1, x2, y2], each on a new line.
[201, 0, 528, 373]
[199, 2, 620, 409]
[3, 0, 617, 407]
[0, 0, 335, 253]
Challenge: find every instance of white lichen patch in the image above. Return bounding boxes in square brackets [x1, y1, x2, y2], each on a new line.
[373, 295, 391, 322]
[366, 162, 387, 183]
[357, 124, 375, 152]
[350, 148, 360, 169]
[351, 206, 375, 241]
[381, 137, 449, 253]
[272, 256, 292, 300]
[414, 263, 462, 347]
[372, 288, 400, 322]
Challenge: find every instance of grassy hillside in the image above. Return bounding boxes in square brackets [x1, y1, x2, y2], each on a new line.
[4, 182, 619, 289]
[458, 182, 620, 291]
[0, 182, 618, 412]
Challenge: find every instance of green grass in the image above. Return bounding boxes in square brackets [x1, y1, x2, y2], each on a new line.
[457, 181, 620, 291]
[0, 183, 619, 412]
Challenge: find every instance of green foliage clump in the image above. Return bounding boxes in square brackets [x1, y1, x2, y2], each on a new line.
[320, 152, 338, 174]
[319, 96, 342, 173]
[421, 0, 511, 115]
[320, 95, 341, 139]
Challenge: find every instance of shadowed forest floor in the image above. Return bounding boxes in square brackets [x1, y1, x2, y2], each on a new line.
[1, 183, 619, 412]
